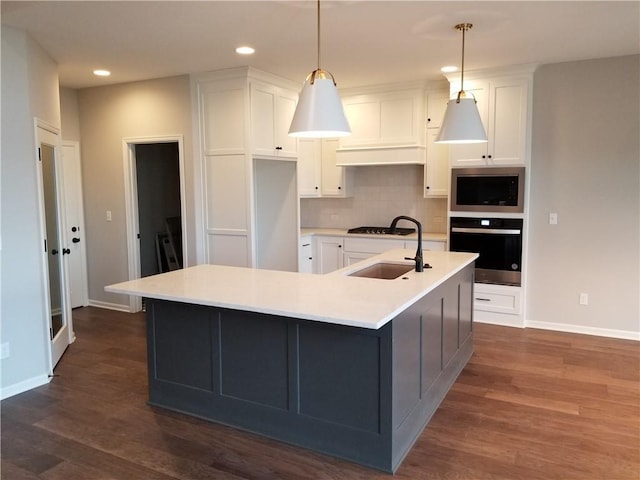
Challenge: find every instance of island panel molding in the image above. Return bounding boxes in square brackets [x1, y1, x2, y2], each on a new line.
[143, 262, 473, 472]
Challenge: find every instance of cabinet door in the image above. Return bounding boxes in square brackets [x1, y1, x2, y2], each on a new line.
[275, 89, 298, 157]
[320, 139, 348, 197]
[297, 139, 321, 197]
[424, 129, 449, 197]
[343, 251, 373, 266]
[299, 235, 313, 273]
[251, 83, 298, 157]
[314, 236, 343, 274]
[449, 81, 489, 167]
[488, 77, 528, 166]
[200, 79, 247, 155]
[426, 91, 450, 129]
[251, 83, 276, 156]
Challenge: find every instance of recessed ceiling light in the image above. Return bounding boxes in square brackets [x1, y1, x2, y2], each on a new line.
[93, 69, 111, 77]
[441, 66, 458, 73]
[235, 46, 255, 55]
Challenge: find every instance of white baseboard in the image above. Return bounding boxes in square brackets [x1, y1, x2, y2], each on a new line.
[1, 374, 50, 400]
[525, 320, 640, 341]
[88, 299, 131, 313]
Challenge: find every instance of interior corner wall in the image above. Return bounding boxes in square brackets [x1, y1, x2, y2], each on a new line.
[77, 76, 193, 309]
[1, 26, 61, 397]
[527, 55, 639, 337]
[60, 87, 81, 142]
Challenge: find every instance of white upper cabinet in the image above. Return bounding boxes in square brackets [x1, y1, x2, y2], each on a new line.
[446, 68, 534, 167]
[251, 81, 298, 158]
[426, 90, 450, 130]
[200, 79, 247, 156]
[424, 90, 450, 198]
[425, 129, 450, 197]
[298, 138, 353, 197]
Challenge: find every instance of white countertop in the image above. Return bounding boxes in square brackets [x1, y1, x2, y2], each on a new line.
[300, 228, 447, 242]
[105, 249, 477, 330]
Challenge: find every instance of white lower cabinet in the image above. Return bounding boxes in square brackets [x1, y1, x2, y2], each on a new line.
[313, 236, 344, 274]
[404, 239, 446, 252]
[312, 235, 446, 274]
[473, 283, 523, 327]
[299, 235, 313, 273]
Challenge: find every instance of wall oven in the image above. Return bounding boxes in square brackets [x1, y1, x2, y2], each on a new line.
[451, 167, 525, 213]
[450, 217, 523, 286]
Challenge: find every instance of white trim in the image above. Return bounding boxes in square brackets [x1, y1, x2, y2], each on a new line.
[525, 320, 640, 341]
[61, 140, 89, 307]
[122, 135, 187, 313]
[88, 299, 131, 313]
[0, 374, 50, 400]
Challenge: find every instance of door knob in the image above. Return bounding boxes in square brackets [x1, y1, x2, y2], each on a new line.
[72, 237, 81, 243]
[63, 248, 71, 255]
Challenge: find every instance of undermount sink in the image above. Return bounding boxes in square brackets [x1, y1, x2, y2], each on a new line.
[348, 262, 414, 280]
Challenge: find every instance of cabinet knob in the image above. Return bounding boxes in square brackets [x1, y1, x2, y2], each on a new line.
[426, 186, 430, 190]
[427, 117, 431, 123]
[482, 155, 486, 159]
[315, 186, 319, 190]
[338, 245, 342, 248]
[487, 154, 492, 159]
[338, 186, 341, 190]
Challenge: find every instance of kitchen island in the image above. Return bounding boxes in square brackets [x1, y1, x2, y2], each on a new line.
[106, 249, 477, 473]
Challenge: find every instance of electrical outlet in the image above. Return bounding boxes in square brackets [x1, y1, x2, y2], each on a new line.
[579, 293, 589, 305]
[0, 342, 10, 359]
[549, 212, 558, 225]
[106, 210, 112, 222]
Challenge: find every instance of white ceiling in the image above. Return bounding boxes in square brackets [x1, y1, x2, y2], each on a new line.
[2, 1, 639, 90]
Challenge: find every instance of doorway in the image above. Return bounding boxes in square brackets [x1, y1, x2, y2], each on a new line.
[123, 136, 186, 313]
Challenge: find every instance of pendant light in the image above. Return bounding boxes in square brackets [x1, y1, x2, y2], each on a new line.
[435, 23, 487, 144]
[288, 0, 351, 138]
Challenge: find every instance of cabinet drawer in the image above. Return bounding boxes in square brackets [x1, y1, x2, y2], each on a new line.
[343, 237, 405, 254]
[473, 284, 521, 315]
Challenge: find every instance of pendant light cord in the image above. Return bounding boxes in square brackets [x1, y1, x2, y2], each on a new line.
[460, 25, 466, 93]
[317, 0, 321, 70]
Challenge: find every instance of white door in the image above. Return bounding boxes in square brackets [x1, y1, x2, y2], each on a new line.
[61, 141, 88, 308]
[37, 125, 73, 368]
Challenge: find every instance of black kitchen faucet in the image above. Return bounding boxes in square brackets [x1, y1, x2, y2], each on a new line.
[388, 216, 425, 272]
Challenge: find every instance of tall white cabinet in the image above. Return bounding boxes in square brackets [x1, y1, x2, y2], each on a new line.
[192, 67, 300, 271]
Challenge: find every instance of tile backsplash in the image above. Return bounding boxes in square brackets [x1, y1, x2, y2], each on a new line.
[300, 165, 447, 233]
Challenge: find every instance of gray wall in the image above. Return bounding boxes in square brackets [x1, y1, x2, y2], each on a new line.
[527, 55, 639, 335]
[77, 76, 193, 309]
[1, 26, 61, 395]
[60, 87, 81, 142]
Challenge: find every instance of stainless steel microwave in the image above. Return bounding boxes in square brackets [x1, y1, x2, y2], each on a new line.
[450, 167, 525, 213]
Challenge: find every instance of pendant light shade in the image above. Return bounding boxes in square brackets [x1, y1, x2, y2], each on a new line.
[435, 23, 487, 144]
[436, 94, 487, 143]
[288, 0, 350, 138]
[289, 69, 351, 138]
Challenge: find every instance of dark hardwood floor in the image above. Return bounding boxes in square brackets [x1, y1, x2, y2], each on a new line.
[2, 307, 639, 479]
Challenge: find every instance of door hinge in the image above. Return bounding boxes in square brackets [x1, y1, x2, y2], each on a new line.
[49, 327, 53, 340]
[38, 147, 42, 161]
[44, 238, 47, 252]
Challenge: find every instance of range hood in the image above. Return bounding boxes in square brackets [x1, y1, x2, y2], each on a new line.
[335, 145, 426, 166]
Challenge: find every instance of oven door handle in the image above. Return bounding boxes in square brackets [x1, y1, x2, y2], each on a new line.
[451, 227, 521, 235]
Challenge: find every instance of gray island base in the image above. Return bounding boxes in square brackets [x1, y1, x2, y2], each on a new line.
[143, 263, 474, 473]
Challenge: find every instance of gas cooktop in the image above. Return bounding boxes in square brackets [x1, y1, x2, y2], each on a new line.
[347, 226, 416, 236]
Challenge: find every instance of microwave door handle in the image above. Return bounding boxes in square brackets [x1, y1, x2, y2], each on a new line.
[451, 227, 522, 235]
